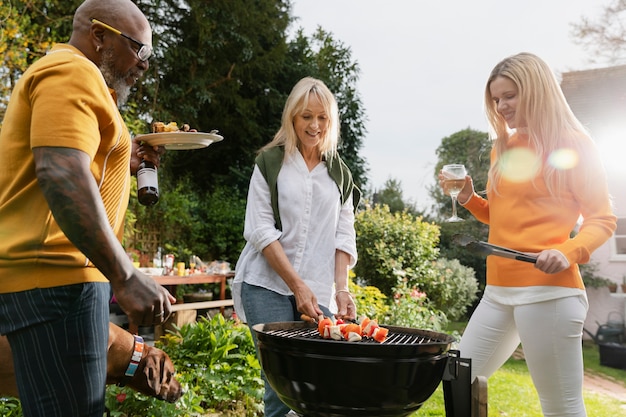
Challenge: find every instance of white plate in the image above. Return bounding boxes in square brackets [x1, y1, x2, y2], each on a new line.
[137, 267, 164, 276]
[135, 131, 224, 150]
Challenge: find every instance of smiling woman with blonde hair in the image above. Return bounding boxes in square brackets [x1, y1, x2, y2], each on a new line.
[484, 52, 593, 196]
[260, 76, 341, 158]
[233, 76, 360, 417]
[440, 52, 616, 417]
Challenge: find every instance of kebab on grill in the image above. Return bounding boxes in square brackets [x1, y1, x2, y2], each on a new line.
[311, 315, 389, 343]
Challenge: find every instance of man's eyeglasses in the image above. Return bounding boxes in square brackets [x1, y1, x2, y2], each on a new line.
[90, 18, 152, 62]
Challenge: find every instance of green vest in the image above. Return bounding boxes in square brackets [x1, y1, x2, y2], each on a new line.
[255, 146, 361, 230]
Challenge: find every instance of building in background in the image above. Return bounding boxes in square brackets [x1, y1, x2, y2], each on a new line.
[561, 66, 626, 335]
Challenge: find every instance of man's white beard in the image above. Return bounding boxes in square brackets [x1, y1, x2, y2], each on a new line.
[99, 48, 132, 107]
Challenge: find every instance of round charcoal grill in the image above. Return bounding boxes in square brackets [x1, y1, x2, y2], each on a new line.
[253, 321, 455, 417]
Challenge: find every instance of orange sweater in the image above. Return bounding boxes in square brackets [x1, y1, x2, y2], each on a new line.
[463, 133, 616, 288]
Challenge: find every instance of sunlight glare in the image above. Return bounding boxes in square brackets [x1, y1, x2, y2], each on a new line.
[596, 130, 621, 175]
[498, 148, 540, 182]
[548, 148, 579, 170]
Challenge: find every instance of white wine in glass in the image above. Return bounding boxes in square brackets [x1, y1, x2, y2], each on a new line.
[442, 164, 467, 222]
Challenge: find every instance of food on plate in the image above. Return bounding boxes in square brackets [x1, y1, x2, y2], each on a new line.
[151, 121, 197, 133]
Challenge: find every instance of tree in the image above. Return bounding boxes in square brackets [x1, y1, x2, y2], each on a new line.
[428, 128, 492, 289]
[429, 128, 491, 219]
[134, 0, 294, 192]
[372, 177, 417, 214]
[302, 27, 369, 188]
[571, 0, 626, 65]
[0, 1, 371, 263]
[133, 2, 368, 195]
[0, 1, 79, 122]
[129, 2, 370, 260]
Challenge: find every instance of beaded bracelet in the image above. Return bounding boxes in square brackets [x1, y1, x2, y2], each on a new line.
[118, 335, 144, 386]
[335, 289, 352, 297]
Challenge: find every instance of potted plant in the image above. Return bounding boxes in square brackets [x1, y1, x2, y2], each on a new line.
[580, 263, 616, 292]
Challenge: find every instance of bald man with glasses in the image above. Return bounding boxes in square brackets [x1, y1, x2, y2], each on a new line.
[0, 1, 175, 415]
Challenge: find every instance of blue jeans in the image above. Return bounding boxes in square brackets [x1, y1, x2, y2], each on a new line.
[241, 282, 332, 417]
[0, 283, 110, 417]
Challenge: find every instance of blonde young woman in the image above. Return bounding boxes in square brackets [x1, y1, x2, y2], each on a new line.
[441, 53, 616, 416]
[233, 77, 360, 417]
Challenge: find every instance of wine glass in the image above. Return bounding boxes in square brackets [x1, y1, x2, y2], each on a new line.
[189, 255, 197, 273]
[442, 164, 467, 222]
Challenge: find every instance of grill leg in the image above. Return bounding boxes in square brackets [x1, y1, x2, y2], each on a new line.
[442, 351, 471, 417]
[471, 376, 488, 417]
[443, 350, 488, 417]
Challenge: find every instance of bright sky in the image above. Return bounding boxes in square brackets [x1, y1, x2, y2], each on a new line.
[291, 0, 607, 212]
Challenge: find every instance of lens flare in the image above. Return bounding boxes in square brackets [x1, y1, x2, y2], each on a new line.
[548, 148, 579, 170]
[498, 148, 540, 182]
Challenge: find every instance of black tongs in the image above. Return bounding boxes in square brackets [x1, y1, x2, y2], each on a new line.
[452, 234, 537, 263]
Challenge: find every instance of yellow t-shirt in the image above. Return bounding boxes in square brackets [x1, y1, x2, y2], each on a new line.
[0, 44, 131, 292]
[463, 132, 617, 289]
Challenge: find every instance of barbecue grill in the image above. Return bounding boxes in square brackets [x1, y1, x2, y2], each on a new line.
[253, 321, 477, 417]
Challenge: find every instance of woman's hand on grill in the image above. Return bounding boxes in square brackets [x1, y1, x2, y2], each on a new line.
[335, 291, 356, 321]
[293, 284, 324, 321]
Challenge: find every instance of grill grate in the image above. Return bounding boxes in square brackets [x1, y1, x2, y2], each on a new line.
[263, 326, 446, 345]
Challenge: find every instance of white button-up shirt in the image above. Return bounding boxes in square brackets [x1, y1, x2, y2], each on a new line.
[233, 150, 357, 322]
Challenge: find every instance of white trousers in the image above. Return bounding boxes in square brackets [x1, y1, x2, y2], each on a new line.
[459, 294, 588, 417]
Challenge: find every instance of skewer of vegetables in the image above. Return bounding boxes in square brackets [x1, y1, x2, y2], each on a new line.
[301, 314, 388, 343]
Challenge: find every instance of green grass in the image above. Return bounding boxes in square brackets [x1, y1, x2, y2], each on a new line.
[416, 329, 626, 416]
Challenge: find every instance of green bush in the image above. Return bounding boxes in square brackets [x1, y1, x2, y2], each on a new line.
[349, 280, 389, 320]
[105, 314, 263, 416]
[384, 283, 448, 331]
[349, 279, 450, 331]
[354, 205, 440, 298]
[420, 258, 479, 321]
[200, 186, 247, 262]
[130, 179, 247, 264]
[353, 205, 478, 327]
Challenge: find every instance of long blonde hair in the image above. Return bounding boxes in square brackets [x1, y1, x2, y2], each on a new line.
[484, 52, 590, 196]
[260, 77, 340, 159]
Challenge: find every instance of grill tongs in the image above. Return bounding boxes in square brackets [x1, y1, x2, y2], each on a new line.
[452, 234, 537, 263]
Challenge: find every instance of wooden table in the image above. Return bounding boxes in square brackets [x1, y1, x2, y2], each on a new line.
[128, 272, 235, 334]
[154, 272, 235, 303]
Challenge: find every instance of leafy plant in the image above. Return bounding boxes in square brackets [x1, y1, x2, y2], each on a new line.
[581, 262, 614, 289]
[384, 283, 448, 331]
[0, 397, 22, 417]
[353, 205, 478, 325]
[419, 258, 479, 321]
[354, 205, 440, 298]
[105, 384, 204, 417]
[349, 280, 389, 320]
[159, 314, 263, 415]
[105, 314, 263, 416]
